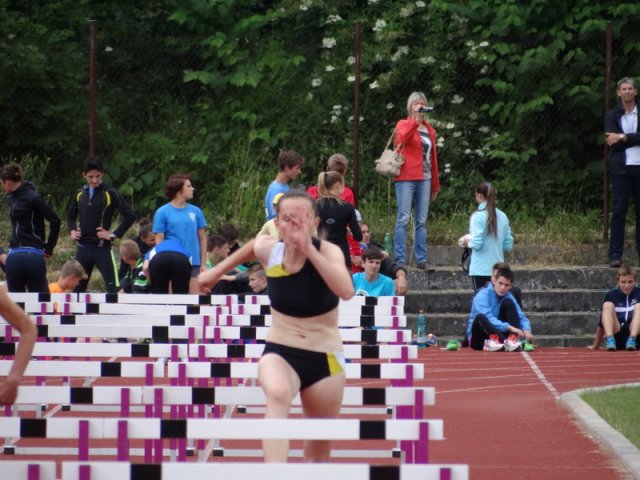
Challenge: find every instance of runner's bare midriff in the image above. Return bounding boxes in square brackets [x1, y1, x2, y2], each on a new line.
[266, 306, 342, 352]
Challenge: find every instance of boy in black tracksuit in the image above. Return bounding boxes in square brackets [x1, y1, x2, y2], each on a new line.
[66, 157, 135, 293]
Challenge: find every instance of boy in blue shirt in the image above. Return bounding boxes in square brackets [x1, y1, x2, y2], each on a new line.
[465, 265, 534, 351]
[352, 247, 395, 296]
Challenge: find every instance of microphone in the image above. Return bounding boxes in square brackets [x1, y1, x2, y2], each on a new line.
[418, 106, 434, 113]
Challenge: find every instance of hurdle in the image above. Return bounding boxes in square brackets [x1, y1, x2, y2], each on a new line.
[3, 312, 407, 328]
[14, 385, 434, 411]
[0, 461, 467, 480]
[0, 360, 164, 388]
[0, 460, 56, 480]
[59, 462, 468, 480]
[0, 341, 417, 362]
[4, 324, 412, 345]
[8, 292, 404, 307]
[166, 361, 424, 383]
[0, 417, 443, 464]
[0, 359, 422, 385]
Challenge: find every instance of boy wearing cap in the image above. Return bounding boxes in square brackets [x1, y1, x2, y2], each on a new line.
[66, 156, 136, 293]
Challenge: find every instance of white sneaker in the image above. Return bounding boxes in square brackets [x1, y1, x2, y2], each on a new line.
[483, 334, 504, 352]
[504, 334, 522, 352]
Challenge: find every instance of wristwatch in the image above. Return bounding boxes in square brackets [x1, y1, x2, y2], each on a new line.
[109, 233, 116, 240]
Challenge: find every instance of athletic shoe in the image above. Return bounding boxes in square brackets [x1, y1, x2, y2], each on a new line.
[426, 334, 438, 347]
[417, 261, 436, 272]
[504, 334, 522, 352]
[446, 339, 461, 351]
[605, 335, 616, 351]
[626, 337, 637, 351]
[522, 340, 535, 352]
[483, 334, 504, 352]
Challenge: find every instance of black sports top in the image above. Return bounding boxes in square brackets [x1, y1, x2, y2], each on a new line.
[266, 237, 339, 317]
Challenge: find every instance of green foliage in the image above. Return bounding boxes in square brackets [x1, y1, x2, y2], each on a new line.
[2, 0, 640, 234]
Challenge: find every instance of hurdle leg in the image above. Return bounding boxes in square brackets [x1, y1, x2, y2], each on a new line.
[414, 420, 430, 464]
[78, 420, 89, 461]
[117, 420, 129, 461]
[27, 463, 40, 480]
[154, 388, 164, 462]
[439, 467, 453, 480]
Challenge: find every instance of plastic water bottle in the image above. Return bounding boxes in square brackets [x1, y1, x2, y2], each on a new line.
[416, 308, 427, 348]
[383, 232, 393, 254]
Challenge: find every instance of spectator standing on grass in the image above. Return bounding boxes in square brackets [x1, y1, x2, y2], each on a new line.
[605, 77, 640, 268]
[152, 173, 207, 294]
[316, 171, 362, 269]
[1, 163, 60, 293]
[0, 287, 36, 404]
[393, 91, 440, 272]
[465, 265, 534, 352]
[459, 181, 513, 291]
[67, 157, 135, 293]
[588, 264, 640, 351]
[352, 247, 396, 296]
[49, 260, 87, 293]
[199, 190, 354, 462]
[264, 150, 304, 221]
[144, 239, 191, 294]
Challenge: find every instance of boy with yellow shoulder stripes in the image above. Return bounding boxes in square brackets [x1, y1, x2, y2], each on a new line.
[66, 157, 135, 293]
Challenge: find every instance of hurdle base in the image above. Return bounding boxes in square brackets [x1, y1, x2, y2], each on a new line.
[236, 405, 247, 414]
[212, 447, 224, 457]
[186, 447, 195, 457]
[62, 404, 71, 412]
[392, 448, 402, 458]
[3, 446, 15, 455]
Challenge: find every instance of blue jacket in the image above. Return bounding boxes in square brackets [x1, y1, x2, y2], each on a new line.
[467, 202, 513, 277]
[602, 286, 640, 329]
[466, 283, 531, 339]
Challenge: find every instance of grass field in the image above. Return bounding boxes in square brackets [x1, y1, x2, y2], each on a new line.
[581, 385, 640, 449]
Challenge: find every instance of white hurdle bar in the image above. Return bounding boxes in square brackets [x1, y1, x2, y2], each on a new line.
[0, 360, 423, 382]
[167, 361, 424, 382]
[0, 461, 56, 480]
[3, 312, 407, 328]
[0, 417, 443, 463]
[8, 292, 404, 307]
[14, 385, 435, 410]
[60, 462, 467, 480]
[0, 360, 163, 383]
[9, 300, 403, 317]
[0, 342, 417, 361]
[4, 324, 412, 344]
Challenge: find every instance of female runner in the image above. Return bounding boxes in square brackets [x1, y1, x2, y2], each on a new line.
[199, 190, 354, 462]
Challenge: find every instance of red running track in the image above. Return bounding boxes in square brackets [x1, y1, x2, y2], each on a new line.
[3, 347, 639, 479]
[409, 347, 640, 480]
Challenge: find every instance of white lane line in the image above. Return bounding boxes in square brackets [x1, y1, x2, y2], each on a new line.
[522, 351, 559, 398]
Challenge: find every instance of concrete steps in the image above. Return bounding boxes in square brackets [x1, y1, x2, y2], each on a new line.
[404, 254, 617, 347]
